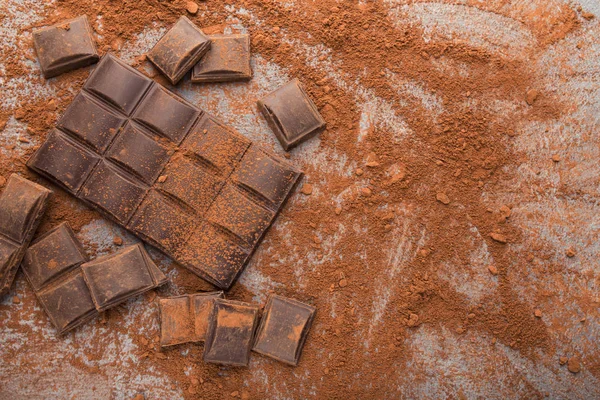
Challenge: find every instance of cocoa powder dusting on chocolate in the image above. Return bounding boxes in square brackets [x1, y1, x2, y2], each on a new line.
[1, 0, 598, 398]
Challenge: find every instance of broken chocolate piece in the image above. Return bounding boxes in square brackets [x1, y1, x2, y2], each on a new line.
[147, 16, 211, 85]
[204, 299, 260, 367]
[0, 175, 51, 295]
[81, 243, 167, 312]
[33, 15, 99, 78]
[258, 78, 326, 151]
[159, 291, 224, 347]
[252, 295, 316, 366]
[24, 223, 97, 334]
[191, 34, 252, 83]
[28, 54, 302, 290]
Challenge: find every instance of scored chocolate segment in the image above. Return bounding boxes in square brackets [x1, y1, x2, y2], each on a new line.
[252, 295, 316, 366]
[0, 175, 51, 295]
[27, 54, 302, 290]
[22, 223, 88, 291]
[258, 78, 326, 151]
[204, 299, 260, 366]
[159, 291, 224, 347]
[147, 16, 212, 85]
[33, 15, 99, 78]
[81, 243, 167, 312]
[23, 222, 97, 334]
[191, 34, 252, 83]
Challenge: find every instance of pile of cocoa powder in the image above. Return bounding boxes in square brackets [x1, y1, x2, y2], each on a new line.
[1, 0, 595, 398]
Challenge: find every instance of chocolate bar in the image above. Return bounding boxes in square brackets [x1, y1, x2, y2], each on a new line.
[204, 299, 259, 366]
[23, 223, 166, 333]
[23, 223, 97, 334]
[33, 15, 99, 78]
[252, 295, 316, 365]
[258, 79, 326, 151]
[81, 243, 167, 312]
[147, 16, 211, 85]
[28, 54, 302, 290]
[0, 175, 51, 295]
[159, 291, 224, 347]
[191, 34, 252, 83]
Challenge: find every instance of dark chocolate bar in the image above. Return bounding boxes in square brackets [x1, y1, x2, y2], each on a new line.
[33, 15, 99, 78]
[203, 299, 259, 366]
[81, 243, 167, 312]
[23, 223, 97, 334]
[0, 175, 51, 295]
[191, 34, 252, 83]
[252, 295, 316, 366]
[257, 79, 326, 151]
[28, 54, 302, 290]
[159, 291, 224, 347]
[147, 16, 211, 85]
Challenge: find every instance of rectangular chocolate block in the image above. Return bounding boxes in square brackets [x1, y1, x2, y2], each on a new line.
[252, 295, 316, 366]
[28, 54, 302, 290]
[0, 175, 51, 295]
[204, 299, 259, 367]
[191, 34, 252, 83]
[81, 243, 167, 312]
[23, 223, 97, 334]
[147, 16, 211, 85]
[33, 15, 99, 78]
[159, 291, 224, 347]
[258, 78, 326, 151]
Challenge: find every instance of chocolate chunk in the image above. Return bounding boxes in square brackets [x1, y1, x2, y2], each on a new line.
[81, 243, 167, 311]
[24, 223, 97, 334]
[252, 295, 316, 365]
[159, 291, 224, 347]
[147, 16, 211, 85]
[28, 54, 302, 290]
[203, 299, 260, 366]
[191, 34, 252, 83]
[258, 79, 326, 150]
[33, 15, 99, 78]
[22, 223, 87, 291]
[0, 175, 51, 295]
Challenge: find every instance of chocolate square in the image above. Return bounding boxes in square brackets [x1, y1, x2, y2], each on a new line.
[157, 156, 224, 213]
[182, 114, 251, 175]
[132, 85, 199, 144]
[84, 55, 152, 115]
[33, 15, 99, 78]
[80, 161, 148, 224]
[207, 184, 275, 247]
[27, 129, 100, 192]
[191, 34, 252, 83]
[37, 272, 98, 334]
[128, 190, 195, 253]
[81, 243, 167, 312]
[258, 79, 326, 150]
[28, 53, 302, 290]
[231, 145, 301, 206]
[0, 175, 51, 295]
[159, 291, 224, 347]
[147, 16, 211, 85]
[105, 123, 171, 184]
[252, 295, 316, 365]
[58, 93, 126, 153]
[22, 223, 87, 291]
[204, 299, 259, 366]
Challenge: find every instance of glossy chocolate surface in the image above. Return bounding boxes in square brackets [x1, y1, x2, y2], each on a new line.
[0, 175, 51, 295]
[33, 15, 99, 78]
[28, 54, 302, 290]
[258, 78, 326, 151]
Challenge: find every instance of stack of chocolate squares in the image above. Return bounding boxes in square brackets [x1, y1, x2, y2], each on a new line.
[3, 13, 328, 368]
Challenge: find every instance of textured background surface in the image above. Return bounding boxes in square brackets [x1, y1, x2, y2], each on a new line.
[1, 0, 599, 399]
